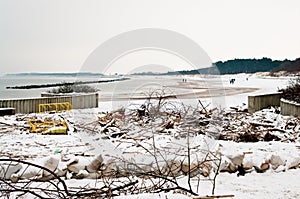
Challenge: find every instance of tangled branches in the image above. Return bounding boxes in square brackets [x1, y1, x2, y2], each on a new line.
[1, 89, 226, 198]
[0, 159, 138, 198]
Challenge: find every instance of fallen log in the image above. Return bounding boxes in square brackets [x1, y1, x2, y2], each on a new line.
[193, 194, 235, 199]
[256, 128, 287, 134]
[249, 121, 275, 128]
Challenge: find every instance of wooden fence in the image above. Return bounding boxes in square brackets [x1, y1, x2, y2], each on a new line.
[248, 93, 282, 113]
[0, 93, 98, 114]
[280, 99, 300, 116]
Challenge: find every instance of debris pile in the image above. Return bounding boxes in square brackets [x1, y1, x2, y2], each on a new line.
[219, 107, 300, 143]
[0, 100, 300, 183]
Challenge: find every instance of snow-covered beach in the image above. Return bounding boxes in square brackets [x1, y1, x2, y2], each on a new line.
[1, 74, 299, 199]
[97, 73, 290, 111]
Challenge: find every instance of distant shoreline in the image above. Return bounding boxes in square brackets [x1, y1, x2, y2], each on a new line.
[5, 72, 104, 77]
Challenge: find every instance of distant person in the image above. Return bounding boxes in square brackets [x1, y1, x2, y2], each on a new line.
[229, 78, 235, 84]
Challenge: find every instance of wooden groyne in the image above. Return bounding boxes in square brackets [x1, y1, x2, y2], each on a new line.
[6, 78, 129, 89]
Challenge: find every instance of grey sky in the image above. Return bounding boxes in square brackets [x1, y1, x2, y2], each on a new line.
[0, 0, 300, 74]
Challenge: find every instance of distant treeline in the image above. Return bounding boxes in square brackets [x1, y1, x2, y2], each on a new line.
[6, 72, 104, 77]
[274, 58, 300, 72]
[163, 57, 299, 75]
[214, 58, 289, 74]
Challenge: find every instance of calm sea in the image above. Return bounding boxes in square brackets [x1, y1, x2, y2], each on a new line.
[0, 75, 185, 100]
[0, 76, 177, 99]
[0, 75, 105, 99]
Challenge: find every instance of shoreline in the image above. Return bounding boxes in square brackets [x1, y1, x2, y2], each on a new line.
[98, 87, 259, 101]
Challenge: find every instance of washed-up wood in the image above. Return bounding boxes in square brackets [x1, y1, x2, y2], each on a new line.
[249, 121, 275, 128]
[193, 194, 235, 199]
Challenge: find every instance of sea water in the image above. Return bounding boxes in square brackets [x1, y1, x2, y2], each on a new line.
[0, 75, 100, 99]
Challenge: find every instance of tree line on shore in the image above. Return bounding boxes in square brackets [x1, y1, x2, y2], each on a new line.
[156, 57, 299, 75]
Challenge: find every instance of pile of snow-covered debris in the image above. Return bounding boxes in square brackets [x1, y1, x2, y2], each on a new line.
[0, 101, 300, 197]
[220, 106, 300, 143]
[1, 103, 300, 174]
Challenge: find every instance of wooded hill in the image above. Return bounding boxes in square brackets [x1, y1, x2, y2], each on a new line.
[273, 58, 300, 72]
[164, 57, 299, 75]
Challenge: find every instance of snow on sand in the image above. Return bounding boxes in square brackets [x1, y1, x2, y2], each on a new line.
[0, 74, 299, 199]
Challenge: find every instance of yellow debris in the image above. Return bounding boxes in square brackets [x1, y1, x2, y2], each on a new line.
[28, 118, 68, 135]
[38, 102, 72, 113]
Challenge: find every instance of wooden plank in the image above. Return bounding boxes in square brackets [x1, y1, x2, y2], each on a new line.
[193, 195, 234, 199]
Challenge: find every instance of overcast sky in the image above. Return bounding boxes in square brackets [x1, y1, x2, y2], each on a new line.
[0, 0, 300, 74]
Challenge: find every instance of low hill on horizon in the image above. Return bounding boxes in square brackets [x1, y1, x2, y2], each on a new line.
[163, 57, 299, 75]
[273, 58, 300, 73]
